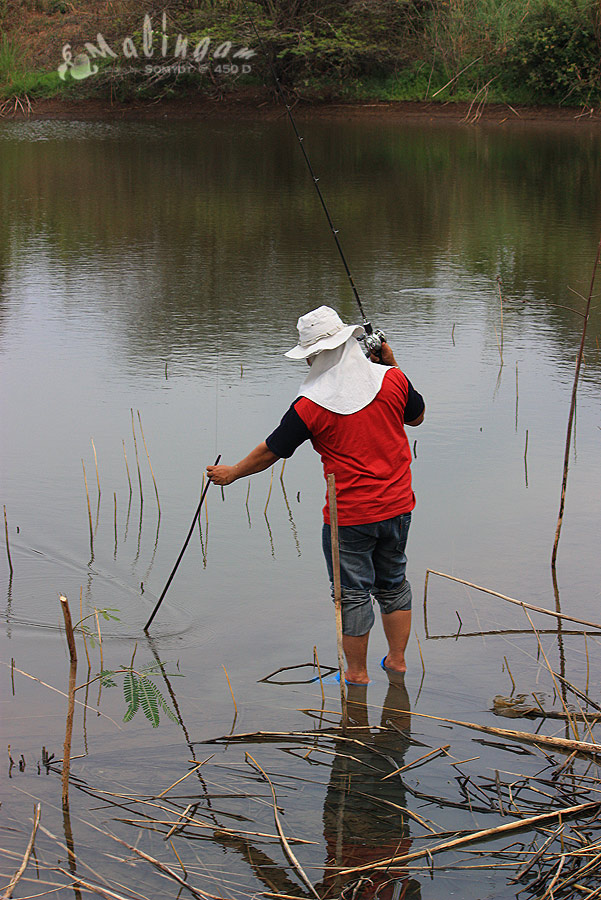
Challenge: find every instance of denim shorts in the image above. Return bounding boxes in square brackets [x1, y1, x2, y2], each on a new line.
[322, 513, 412, 637]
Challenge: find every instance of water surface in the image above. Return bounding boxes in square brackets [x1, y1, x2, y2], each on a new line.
[1, 114, 601, 898]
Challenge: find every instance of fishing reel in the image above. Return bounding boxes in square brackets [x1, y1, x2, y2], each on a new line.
[358, 326, 387, 362]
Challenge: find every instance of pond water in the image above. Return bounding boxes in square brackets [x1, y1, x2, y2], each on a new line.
[1, 113, 601, 899]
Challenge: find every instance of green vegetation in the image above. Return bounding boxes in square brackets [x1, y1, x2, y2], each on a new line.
[1, 0, 601, 106]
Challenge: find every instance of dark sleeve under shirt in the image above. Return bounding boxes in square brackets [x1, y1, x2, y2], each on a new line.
[266, 376, 424, 459]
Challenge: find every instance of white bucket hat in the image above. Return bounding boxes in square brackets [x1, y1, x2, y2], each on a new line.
[284, 306, 364, 360]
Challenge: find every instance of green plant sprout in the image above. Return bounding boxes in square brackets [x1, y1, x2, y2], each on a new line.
[100, 662, 180, 727]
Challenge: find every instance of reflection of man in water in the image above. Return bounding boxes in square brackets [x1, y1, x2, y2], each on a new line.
[318, 675, 422, 900]
[207, 306, 424, 684]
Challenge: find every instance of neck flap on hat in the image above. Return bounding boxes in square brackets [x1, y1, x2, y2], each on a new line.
[296, 337, 390, 415]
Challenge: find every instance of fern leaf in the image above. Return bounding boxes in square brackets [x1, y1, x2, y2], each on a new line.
[152, 681, 178, 723]
[138, 675, 160, 727]
[122, 671, 139, 723]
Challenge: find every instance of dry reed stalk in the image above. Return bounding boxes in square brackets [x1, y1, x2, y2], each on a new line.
[552, 238, 601, 567]
[82, 460, 94, 547]
[509, 827, 561, 883]
[424, 569, 601, 631]
[246, 753, 321, 899]
[313, 646, 325, 705]
[264, 465, 275, 514]
[381, 745, 450, 781]
[327, 475, 348, 727]
[504, 656, 516, 694]
[54, 869, 138, 900]
[523, 608, 579, 740]
[392, 706, 601, 756]
[416, 635, 426, 675]
[116, 812, 316, 845]
[0, 662, 120, 726]
[3, 505, 13, 576]
[91, 438, 101, 498]
[169, 841, 187, 878]
[137, 411, 160, 515]
[222, 666, 238, 717]
[337, 800, 601, 877]
[354, 790, 438, 834]
[122, 440, 132, 496]
[2, 803, 41, 899]
[156, 758, 213, 799]
[101, 833, 217, 900]
[59, 596, 77, 805]
[280, 459, 286, 482]
[130, 409, 143, 504]
[164, 803, 193, 840]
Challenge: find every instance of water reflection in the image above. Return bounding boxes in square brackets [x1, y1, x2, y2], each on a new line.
[1, 119, 600, 381]
[318, 678, 421, 899]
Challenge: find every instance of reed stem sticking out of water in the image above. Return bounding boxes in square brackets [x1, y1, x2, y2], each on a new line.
[130, 409, 143, 506]
[91, 437, 101, 499]
[59, 595, 77, 806]
[3, 504, 13, 576]
[137, 410, 160, 516]
[496, 275, 504, 361]
[81, 460, 94, 554]
[264, 464, 275, 515]
[552, 237, 601, 569]
[122, 440, 132, 497]
[313, 645, 325, 705]
[223, 665, 238, 719]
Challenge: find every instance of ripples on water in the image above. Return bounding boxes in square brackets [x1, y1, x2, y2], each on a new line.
[1, 115, 601, 898]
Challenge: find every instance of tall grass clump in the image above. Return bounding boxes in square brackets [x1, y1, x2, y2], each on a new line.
[414, 0, 601, 104]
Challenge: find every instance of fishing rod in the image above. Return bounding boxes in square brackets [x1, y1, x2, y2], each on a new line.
[246, 8, 385, 359]
[144, 454, 220, 631]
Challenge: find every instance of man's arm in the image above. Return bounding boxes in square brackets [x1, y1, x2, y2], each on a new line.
[207, 442, 279, 486]
[371, 341, 425, 426]
[405, 408, 425, 427]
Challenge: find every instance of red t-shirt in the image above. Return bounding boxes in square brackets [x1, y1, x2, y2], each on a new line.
[267, 368, 421, 526]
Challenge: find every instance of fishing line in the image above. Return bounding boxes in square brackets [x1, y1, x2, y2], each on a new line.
[245, 4, 376, 339]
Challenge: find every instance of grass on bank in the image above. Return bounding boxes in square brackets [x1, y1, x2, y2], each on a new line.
[1, 0, 601, 107]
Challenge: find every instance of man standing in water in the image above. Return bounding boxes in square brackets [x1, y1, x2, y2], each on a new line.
[207, 306, 424, 684]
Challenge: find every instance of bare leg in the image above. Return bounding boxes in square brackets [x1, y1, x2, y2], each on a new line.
[381, 609, 411, 673]
[342, 632, 370, 684]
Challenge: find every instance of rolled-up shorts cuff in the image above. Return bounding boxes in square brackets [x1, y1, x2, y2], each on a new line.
[331, 587, 375, 636]
[374, 578, 412, 615]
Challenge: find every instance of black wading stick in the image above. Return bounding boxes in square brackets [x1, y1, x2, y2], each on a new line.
[144, 455, 220, 631]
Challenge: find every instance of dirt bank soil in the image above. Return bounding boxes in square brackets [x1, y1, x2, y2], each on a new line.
[3, 91, 601, 127]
